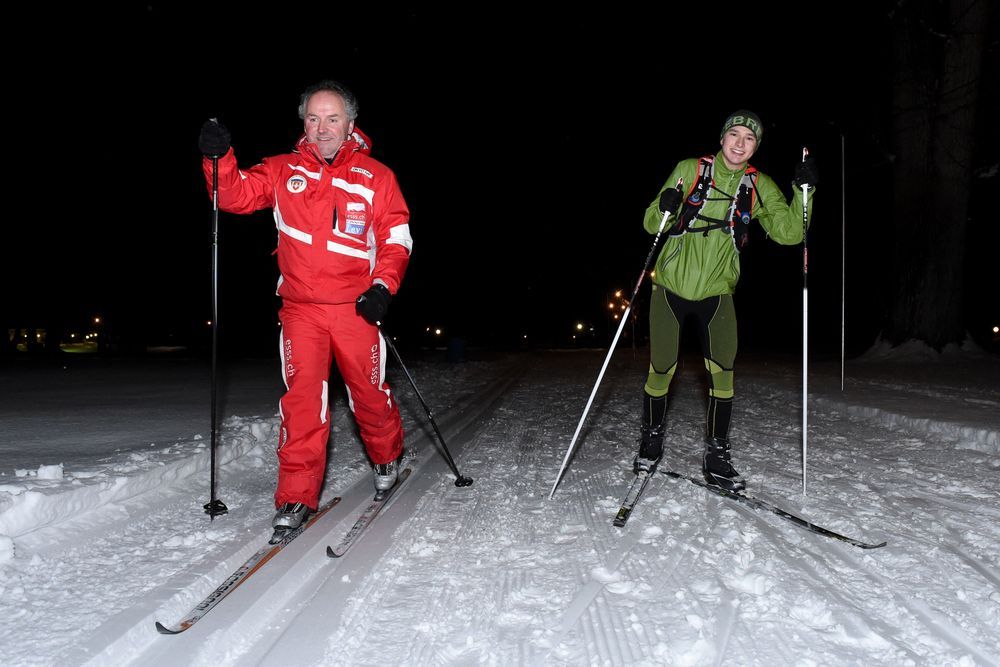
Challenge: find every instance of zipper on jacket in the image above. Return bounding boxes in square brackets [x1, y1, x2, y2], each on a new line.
[659, 236, 684, 270]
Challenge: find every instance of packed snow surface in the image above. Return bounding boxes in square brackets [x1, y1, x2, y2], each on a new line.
[1, 344, 998, 666]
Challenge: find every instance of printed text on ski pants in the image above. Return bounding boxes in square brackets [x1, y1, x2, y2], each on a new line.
[276, 301, 403, 509]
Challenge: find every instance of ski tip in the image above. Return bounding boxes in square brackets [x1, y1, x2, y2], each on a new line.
[454, 476, 474, 487]
[155, 621, 182, 635]
[859, 540, 888, 550]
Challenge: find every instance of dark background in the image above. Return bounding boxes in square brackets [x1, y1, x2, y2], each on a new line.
[4, 4, 997, 359]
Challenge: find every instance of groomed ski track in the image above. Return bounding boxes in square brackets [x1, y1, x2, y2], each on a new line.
[34, 351, 1000, 666]
[64, 361, 526, 666]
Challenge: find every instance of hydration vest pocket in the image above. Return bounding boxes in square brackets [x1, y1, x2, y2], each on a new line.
[732, 209, 752, 252]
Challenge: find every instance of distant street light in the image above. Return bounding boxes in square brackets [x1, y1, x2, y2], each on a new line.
[607, 288, 638, 353]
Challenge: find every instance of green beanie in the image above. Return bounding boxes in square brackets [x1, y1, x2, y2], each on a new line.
[720, 110, 763, 144]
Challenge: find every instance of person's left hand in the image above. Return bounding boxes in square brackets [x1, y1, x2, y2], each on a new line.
[794, 156, 819, 188]
[356, 284, 391, 325]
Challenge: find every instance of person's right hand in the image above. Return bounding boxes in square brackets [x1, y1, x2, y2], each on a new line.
[658, 187, 682, 214]
[199, 119, 231, 157]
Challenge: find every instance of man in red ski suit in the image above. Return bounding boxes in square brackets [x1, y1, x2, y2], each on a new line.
[198, 80, 411, 535]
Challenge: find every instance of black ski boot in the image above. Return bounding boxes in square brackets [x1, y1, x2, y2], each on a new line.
[702, 436, 745, 492]
[633, 422, 666, 475]
[633, 393, 667, 475]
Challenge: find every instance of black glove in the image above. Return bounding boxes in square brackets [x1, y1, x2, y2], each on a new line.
[198, 119, 231, 157]
[794, 157, 819, 188]
[658, 187, 683, 214]
[356, 283, 391, 325]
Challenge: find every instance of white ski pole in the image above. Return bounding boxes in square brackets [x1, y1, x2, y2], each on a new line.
[801, 147, 810, 496]
[840, 132, 846, 392]
[548, 179, 683, 499]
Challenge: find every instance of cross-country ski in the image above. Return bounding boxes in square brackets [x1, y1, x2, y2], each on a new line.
[326, 468, 413, 558]
[153, 495, 342, 634]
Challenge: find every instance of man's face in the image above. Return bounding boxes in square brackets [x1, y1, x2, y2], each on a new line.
[719, 125, 758, 171]
[303, 91, 355, 159]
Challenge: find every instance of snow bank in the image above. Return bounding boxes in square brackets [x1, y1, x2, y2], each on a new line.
[0, 416, 277, 541]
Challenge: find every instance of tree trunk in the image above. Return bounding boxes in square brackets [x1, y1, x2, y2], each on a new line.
[887, 0, 987, 349]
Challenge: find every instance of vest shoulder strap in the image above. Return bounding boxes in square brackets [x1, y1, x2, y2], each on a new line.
[671, 156, 716, 236]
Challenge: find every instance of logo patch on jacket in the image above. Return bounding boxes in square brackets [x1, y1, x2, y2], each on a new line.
[351, 166, 373, 179]
[286, 175, 307, 194]
[345, 202, 367, 235]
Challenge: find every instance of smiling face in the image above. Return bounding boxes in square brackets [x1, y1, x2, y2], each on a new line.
[719, 125, 758, 171]
[303, 91, 356, 159]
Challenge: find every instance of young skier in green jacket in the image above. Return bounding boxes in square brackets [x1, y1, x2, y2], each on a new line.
[636, 110, 818, 491]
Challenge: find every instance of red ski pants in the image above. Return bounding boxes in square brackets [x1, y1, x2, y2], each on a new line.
[275, 301, 403, 509]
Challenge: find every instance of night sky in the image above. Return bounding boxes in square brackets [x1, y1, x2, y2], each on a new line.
[5, 4, 996, 357]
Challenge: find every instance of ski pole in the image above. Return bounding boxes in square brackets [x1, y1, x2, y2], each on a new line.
[204, 153, 228, 518]
[801, 147, 810, 497]
[840, 132, 846, 393]
[549, 179, 683, 499]
[379, 327, 473, 487]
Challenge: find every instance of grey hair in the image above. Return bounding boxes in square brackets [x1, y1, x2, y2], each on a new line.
[297, 80, 359, 121]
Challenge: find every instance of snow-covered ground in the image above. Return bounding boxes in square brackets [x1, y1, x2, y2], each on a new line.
[1, 343, 998, 666]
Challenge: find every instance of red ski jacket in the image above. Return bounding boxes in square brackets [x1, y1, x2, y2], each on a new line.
[202, 128, 411, 304]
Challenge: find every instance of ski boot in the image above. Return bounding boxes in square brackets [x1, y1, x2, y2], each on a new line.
[633, 422, 665, 475]
[269, 502, 313, 544]
[702, 436, 746, 492]
[373, 458, 399, 499]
